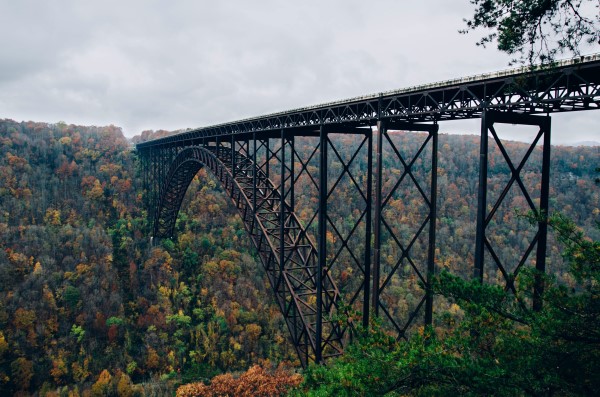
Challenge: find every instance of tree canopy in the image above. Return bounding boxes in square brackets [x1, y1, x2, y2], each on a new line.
[462, 0, 600, 64]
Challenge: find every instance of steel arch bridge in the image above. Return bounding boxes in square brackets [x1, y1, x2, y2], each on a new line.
[137, 55, 600, 367]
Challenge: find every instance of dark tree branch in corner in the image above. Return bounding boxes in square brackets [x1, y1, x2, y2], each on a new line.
[462, 0, 600, 64]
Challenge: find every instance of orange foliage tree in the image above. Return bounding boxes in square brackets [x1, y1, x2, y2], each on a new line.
[176, 363, 301, 397]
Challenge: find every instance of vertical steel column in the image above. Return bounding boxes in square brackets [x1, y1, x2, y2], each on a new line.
[158, 147, 166, 237]
[316, 125, 327, 364]
[266, 139, 270, 179]
[151, 148, 158, 226]
[160, 148, 165, 196]
[253, 133, 257, 212]
[280, 129, 286, 299]
[149, 150, 153, 220]
[363, 127, 373, 328]
[286, 133, 299, 346]
[141, 151, 147, 206]
[290, 136, 295, 212]
[156, 148, 160, 210]
[534, 118, 551, 311]
[253, 134, 258, 253]
[474, 111, 489, 281]
[372, 120, 385, 316]
[146, 151, 150, 209]
[280, 130, 286, 250]
[157, 148, 162, 200]
[425, 124, 439, 325]
[141, 151, 145, 190]
[231, 135, 236, 178]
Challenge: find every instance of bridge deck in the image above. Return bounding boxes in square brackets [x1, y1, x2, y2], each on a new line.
[137, 54, 600, 150]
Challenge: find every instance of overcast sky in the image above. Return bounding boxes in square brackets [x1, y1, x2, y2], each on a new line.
[0, 0, 598, 143]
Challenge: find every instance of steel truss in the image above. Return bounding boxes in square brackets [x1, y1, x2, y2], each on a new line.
[474, 110, 551, 309]
[140, 122, 440, 361]
[373, 121, 438, 337]
[148, 139, 349, 366]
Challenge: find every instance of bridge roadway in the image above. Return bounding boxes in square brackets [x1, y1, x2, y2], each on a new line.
[137, 55, 600, 367]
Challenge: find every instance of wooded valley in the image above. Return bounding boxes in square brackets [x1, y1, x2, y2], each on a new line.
[0, 119, 597, 396]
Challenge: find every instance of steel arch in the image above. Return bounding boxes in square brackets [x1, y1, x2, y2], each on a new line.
[153, 144, 344, 367]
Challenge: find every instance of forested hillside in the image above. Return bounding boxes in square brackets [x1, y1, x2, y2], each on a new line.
[0, 120, 295, 396]
[0, 118, 597, 395]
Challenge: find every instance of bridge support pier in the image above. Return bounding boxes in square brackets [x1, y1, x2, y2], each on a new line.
[474, 110, 551, 309]
[372, 120, 439, 335]
[316, 126, 327, 363]
[362, 127, 373, 329]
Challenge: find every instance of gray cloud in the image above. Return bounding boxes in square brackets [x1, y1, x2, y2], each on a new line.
[0, 0, 597, 143]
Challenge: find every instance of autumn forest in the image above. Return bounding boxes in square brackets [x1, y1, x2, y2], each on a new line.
[0, 119, 598, 396]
